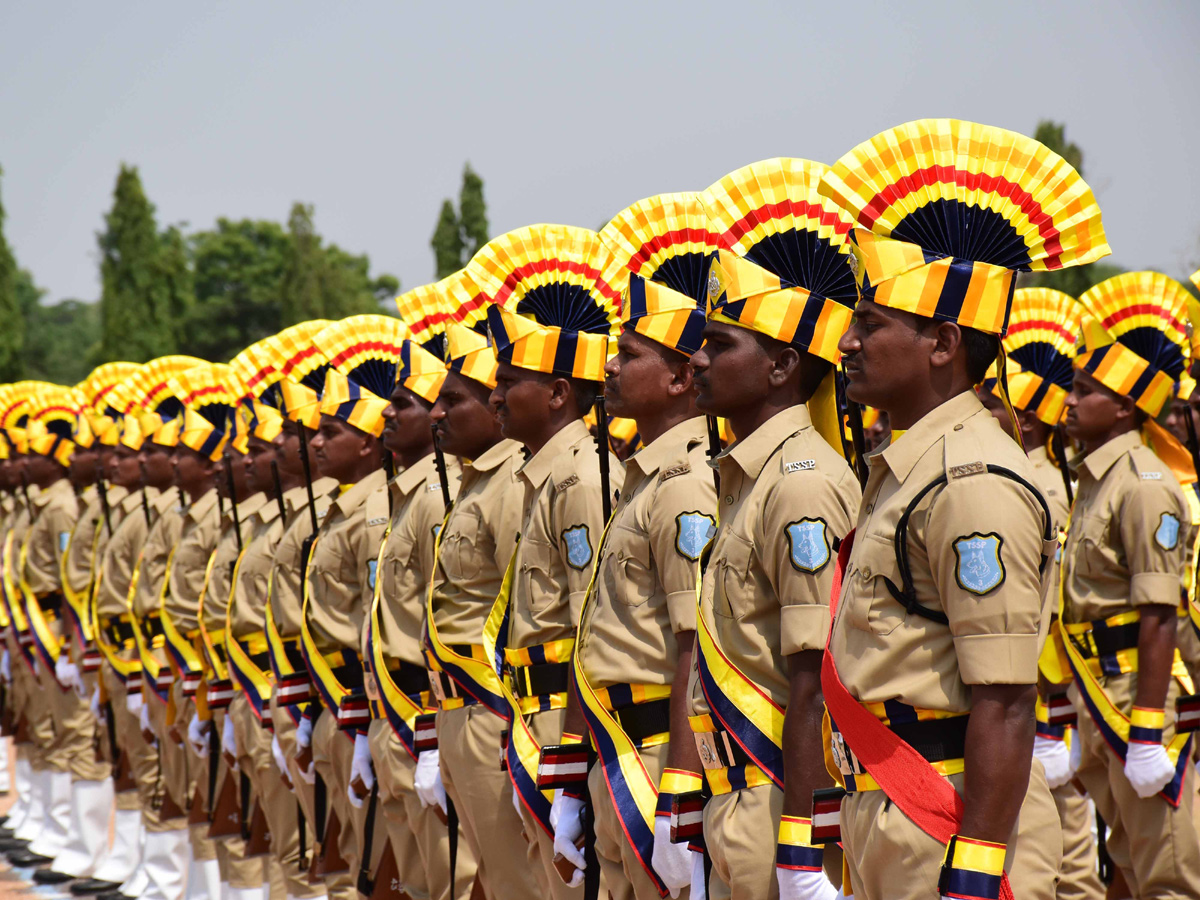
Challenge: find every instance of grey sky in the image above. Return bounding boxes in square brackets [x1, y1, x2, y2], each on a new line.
[2, 1, 1198, 306]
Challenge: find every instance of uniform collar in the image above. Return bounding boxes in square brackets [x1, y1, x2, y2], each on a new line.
[224, 492, 266, 527]
[1081, 430, 1143, 481]
[32, 477, 73, 509]
[187, 487, 219, 521]
[1027, 444, 1050, 466]
[121, 486, 152, 514]
[465, 438, 523, 474]
[878, 391, 983, 482]
[393, 452, 439, 498]
[722, 405, 812, 479]
[519, 419, 591, 489]
[329, 467, 388, 517]
[627, 417, 706, 480]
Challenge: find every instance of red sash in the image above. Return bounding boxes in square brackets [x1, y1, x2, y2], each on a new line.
[821, 531, 1014, 900]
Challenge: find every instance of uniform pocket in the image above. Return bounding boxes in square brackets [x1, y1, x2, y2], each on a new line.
[518, 539, 557, 612]
[439, 513, 482, 584]
[844, 533, 906, 636]
[714, 531, 754, 620]
[612, 524, 653, 608]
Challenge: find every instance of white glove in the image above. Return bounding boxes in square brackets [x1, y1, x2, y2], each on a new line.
[271, 735, 289, 777]
[651, 816, 692, 897]
[1124, 740, 1175, 798]
[295, 715, 313, 751]
[551, 793, 586, 887]
[222, 715, 238, 768]
[187, 714, 210, 758]
[347, 732, 375, 808]
[1069, 732, 1082, 778]
[91, 686, 102, 722]
[512, 779, 524, 817]
[55, 654, 81, 692]
[1033, 735, 1072, 789]
[139, 703, 155, 744]
[414, 750, 447, 814]
[125, 689, 144, 715]
[1, 649, 9, 682]
[777, 867, 838, 900]
[691, 851, 707, 900]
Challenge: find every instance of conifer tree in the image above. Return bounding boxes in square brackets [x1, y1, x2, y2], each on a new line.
[431, 200, 463, 279]
[459, 164, 489, 259]
[0, 166, 24, 380]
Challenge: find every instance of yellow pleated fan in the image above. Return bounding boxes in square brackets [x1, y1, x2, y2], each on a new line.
[168, 363, 238, 460]
[1002, 288, 1080, 424]
[818, 119, 1110, 335]
[396, 282, 454, 358]
[1075, 272, 1192, 417]
[24, 384, 80, 466]
[439, 269, 498, 388]
[467, 224, 627, 381]
[599, 193, 720, 356]
[79, 362, 141, 417]
[249, 320, 331, 427]
[701, 158, 859, 359]
[312, 315, 410, 435]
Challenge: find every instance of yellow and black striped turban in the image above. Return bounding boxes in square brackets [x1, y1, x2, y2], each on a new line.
[997, 288, 1080, 425]
[256, 321, 332, 430]
[700, 159, 859, 362]
[123, 356, 204, 450]
[77, 362, 140, 448]
[819, 119, 1111, 335]
[313, 316, 409, 437]
[394, 282, 451, 403]
[25, 385, 79, 467]
[467, 224, 626, 382]
[1075, 272, 1192, 418]
[169, 363, 238, 461]
[441, 269, 498, 388]
[600, 193, 719, 356]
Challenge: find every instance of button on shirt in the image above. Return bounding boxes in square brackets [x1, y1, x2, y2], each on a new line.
[829, 391, 1051, 714]
[689, 405, 860, 716]
[429, 439, 524, 646]
[268, 477, 338, 643]
[578, 417, 716, 690]
[1062, 430, 1188, 625]
[508, 418, 623, 653]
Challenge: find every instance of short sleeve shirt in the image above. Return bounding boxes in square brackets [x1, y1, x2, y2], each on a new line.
[577, 417, 716, 691]
[829, 391, 1052, 713]
[267, 478, 339, 641]
[22, 478, 80, 596]
[227, 499, 285, 640]
[1062, 430, 1189, 624]
[201, 493, 267, 637]
[94, 488, 159, 622]
[63, 485, 128, 600]
[689, 405, 860, 717]
[430, 439, 525, 645]
[508, 418, 624, 652]
[131, 489, 191, 621]
[158, 489, 219, 634]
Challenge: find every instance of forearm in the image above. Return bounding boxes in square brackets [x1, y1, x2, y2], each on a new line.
[1133, 604, 1176, 712]
[665, 631, 703, 773]
[958, 684, 1036, 843]
[782, 650, 831, 818]
[562, 664, 589, 743]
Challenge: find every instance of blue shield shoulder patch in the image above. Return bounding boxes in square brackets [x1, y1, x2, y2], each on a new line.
[367, 559, 377, 591]
[59, 532, 70, 553]
[786, 518, 830, 574]
[562, 525, 593, 570]
[1156, 512, 1180, 551]
[675, 513, 716, 561]
[953, 533, 1005, 596]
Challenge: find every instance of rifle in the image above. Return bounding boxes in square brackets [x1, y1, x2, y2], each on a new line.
[270, 461, 287, 524]
[96, 472, 114, 537]
[593, 396, 612, 522]
[432, 423, 452, 513]
[224, 458, 243, 583]
[1050, 425, 1075, 507]
[705, 416, 722, 493]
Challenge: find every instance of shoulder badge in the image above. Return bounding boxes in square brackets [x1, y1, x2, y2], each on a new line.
[1155, 512, 1180, 551]
[367, 517, 388, 527]
[432, 523, 442, 540]
[556, 474, 580, 492]
[659, 463, 691, 482]
[952, 533, 1005, 595]
[784, 459, 816, 474]
[367, 559, 378, 590]
[427, 483, 443, 492]
[786, 518, 830, 573]
[675, 512, 716, 561]
[59, 531, 70, 553]
[1141, 472, 1163, 480]
[562, 525, 593, 570]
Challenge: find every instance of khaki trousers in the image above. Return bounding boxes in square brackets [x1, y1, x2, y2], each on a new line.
[313, 707, 375, 889]
[841, 763, 1061, 900]
[1051, 778, 1103, 900]
[26, 657, 59, 770]
[589, 740, 685, 900]
[703, 783, 780, 900]
[103, 663, 172, 831]
[518, 709, 583, 900]
[210, 706, 265, 890]
[1073, 673, 1200, 899]
[369, 718, 477, 900]
[178, 690, 218, 861]
[232, 693, 323, 898]
[146, 678, 188, 821]
[438, 703, 542, 900]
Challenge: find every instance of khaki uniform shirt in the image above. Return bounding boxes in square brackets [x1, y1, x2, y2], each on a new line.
[372, 453, 459, 666]
[228, 494, 288, 641]
[430, 439, 524, 645]
[689, 405, 860, 717]
[1027, 445, 1070, 530]
[94, 488, 159, 623]
[304, 468, 389, 655]
[829, 392, 1051, 714]
[578, 417, 716, 690]
[159, 489, 219, 637]
[22, 478, 80, 596]
[509, 419, 623, 652]
[63, 485, 129, 601]
[1062, 430, 1188, 625]
[268, 477, 338, 643]
[202, 493, 267, 639]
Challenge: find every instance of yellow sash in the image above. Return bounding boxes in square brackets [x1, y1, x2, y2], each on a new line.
[225, 547, 274, 719]
[19, 531, 63, 668]
[197, 551, 228, 680]
[299, 535, 352, 712]
[60, 520, 101, 643]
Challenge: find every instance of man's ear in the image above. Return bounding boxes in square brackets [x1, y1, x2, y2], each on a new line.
[929, 322, 963, 370]
[1114, 393, 1139, 423]
[768, 346, 801, 388]
[667, 359, 695, 398]
[548, 377, 572, 412]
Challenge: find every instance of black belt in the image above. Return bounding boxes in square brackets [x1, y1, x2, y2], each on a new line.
[386, 661, 429, 697]
[37, 592, 63, 614]
[613, 698, 670, 745]
[248, 651, 270, 671]
[1084, 621, 1140, 659]
[511, 661, 570, 699]
[144, 614, 165, 640]
[888, 715, 969, 763]
[105, 620, 134, 644]
[332, 655, 365, 692]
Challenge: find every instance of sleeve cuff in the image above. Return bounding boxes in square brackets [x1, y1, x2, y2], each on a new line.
[955, 633, 1040, 685]
[666, 590, 698, 635]
[1130, 572, 1182, 608]
[780, 605, 831, 657]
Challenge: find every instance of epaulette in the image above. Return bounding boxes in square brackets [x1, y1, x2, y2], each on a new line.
[659, 462, 690, 482]
[780, 433, 817, 475]
[944, 421, 987, 481]
[555, 474, 579, 492]
[364, 486, 390, 546]
[1129, 445, 1168, 481]
[552, 449, 582, 493]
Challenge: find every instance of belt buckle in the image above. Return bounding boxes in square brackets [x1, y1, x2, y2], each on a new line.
[693, 731, 734, 771]
[428, 671, 446, 706]
[364, 672, 380, 703]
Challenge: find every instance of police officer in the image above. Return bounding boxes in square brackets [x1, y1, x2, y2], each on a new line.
[816, 118, 1110, 900]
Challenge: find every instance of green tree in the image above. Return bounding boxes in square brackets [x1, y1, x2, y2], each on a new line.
[0, 166, 24, 381]
[1021, 120, 1122, 298]
[431, 200, 463, 279]
[96, 165, 177, 363]
[280, 203, 325, 323]
[459, 164, 489, 258]
[158, 224, 195, 350]
[23, 298, 101, 384]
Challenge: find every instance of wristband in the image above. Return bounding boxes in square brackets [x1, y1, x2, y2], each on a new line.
[1128, 706, 1165, 745]
[938, 835, 1006, 900]
[776, 816, 823, 871]
[656, 768, 703, 816]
